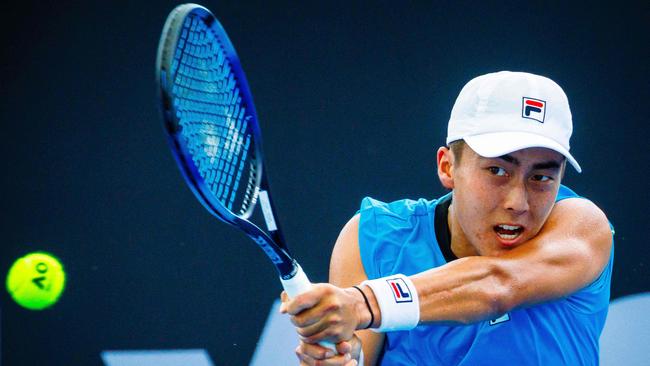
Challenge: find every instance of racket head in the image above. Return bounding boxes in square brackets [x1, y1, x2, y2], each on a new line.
[156, 3, 264, 224]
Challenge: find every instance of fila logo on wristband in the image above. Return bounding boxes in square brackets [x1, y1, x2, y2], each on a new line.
[387, 278, 413, 303]
[361, 274, 420, 332]
[522, 97, 546, 123]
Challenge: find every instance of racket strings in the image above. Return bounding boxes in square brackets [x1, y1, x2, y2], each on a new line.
[171, 15, 258, 216]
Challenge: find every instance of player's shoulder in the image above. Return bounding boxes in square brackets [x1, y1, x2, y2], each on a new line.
[356, 196, 444, 279]
[553, 188, 615, 313]
[359, 196, 436, 220]
[554, 185, 611, 227]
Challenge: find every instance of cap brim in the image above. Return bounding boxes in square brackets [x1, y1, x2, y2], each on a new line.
[464, 131, 582, 173]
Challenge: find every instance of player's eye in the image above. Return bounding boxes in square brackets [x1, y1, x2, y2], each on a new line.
[488, 167, 507, 177]
[531, 174, 552, 182]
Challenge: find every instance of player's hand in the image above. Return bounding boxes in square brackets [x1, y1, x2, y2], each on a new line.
[280, 284, 369, 344]
[295, 334, 363, 366]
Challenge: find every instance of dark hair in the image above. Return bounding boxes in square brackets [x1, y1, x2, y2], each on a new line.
[448, 139, 466, 164]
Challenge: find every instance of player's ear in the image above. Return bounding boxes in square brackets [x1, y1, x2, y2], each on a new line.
[437, 146, 454, 189]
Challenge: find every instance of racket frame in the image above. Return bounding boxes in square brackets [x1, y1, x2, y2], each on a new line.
[156, 4, 296, 280]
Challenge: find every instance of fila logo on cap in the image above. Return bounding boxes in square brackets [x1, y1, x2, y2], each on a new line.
[386, 278, 413, 303]
[522, 97, 546, 123]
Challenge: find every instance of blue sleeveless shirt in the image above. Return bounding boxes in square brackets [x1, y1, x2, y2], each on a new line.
[358, 185, 614, 365]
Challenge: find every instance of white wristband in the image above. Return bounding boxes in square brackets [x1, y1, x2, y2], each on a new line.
[361, 274, 420, 332]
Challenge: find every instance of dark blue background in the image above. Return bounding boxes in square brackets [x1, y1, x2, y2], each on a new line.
[1, 1, 648, 365]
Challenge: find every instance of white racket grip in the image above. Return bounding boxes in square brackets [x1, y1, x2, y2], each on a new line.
[280, 264, 312, 298]
[280, 264, 337, 352]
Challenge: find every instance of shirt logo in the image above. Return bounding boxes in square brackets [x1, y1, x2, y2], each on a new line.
[489, 313, 511, 326]
[386, 278, 413, 303]
[522, 97, 546, 123]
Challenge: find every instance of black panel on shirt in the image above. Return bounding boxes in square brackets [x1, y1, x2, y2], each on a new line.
[434, 194, 458, 262]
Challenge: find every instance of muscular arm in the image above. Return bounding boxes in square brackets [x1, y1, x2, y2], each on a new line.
[412, 197, 612, 324]
[286, 197, 612, 344]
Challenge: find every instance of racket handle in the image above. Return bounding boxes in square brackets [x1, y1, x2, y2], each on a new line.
[280, 264, 337, 352]
[280, 263, 312, 298]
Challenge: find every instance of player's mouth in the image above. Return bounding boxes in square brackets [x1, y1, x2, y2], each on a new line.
[493, 224, 524, 246]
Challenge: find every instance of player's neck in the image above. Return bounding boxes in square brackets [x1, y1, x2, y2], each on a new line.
[448, 203, 479, 258]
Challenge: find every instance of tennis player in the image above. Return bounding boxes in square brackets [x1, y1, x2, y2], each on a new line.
[281, 71, 614, 365]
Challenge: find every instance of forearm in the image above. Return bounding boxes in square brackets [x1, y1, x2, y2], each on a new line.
[361, 256, 512, 328]
[413, 256, 512, 324]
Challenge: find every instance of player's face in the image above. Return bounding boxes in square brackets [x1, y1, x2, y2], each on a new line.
[441, 145, 565, 257]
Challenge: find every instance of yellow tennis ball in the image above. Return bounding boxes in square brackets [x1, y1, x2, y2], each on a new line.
[5, 252, 66, 310]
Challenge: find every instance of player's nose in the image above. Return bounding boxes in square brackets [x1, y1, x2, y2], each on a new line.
[503, 182, 529, 214]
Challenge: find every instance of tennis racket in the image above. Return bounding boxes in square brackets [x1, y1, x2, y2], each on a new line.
[156, 3, 335, 350]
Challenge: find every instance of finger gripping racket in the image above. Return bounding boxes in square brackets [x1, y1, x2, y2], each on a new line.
[156, 3, 334, 349]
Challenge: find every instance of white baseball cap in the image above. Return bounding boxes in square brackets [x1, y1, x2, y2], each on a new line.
[446, 71, 581, 172]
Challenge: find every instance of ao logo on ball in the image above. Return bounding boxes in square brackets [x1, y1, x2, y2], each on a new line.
[5, 252, 66, 310]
